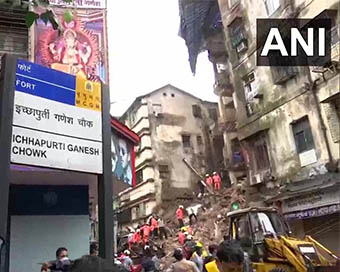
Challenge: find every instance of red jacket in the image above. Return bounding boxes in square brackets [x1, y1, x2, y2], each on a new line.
[151, 217, 159, 229]
[178, 232, 185, 245]
[176, 208, 184, 220]
[133, 231, 141, 243]
[141, 225, 151, 237]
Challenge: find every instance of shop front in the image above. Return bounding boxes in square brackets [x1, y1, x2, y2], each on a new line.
[277, 179, 340, 255]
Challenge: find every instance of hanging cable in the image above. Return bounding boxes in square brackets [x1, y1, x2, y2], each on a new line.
[312, 221, 340, 237]
[305, 218, 339, 236]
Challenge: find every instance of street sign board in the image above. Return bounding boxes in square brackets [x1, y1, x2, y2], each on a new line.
[11, 59, 103, 173]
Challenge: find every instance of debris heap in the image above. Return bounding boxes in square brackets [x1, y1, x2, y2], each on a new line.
[154, 187, 247, 270]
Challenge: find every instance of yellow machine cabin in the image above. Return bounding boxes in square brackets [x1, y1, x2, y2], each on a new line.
[226, 207, 339, 272]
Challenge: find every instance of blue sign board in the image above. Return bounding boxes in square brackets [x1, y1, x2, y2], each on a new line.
[16, 59, 76, 106]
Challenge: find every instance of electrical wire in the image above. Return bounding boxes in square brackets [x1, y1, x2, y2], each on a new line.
[304, 218, 339, 236]
[312, 221, 340, 237]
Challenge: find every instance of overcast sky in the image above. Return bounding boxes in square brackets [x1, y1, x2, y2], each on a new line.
[107, 0, 217, 117]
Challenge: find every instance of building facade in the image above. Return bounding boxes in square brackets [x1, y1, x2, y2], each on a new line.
[116, 84, 224, 228]
[179, 0, 340, 254]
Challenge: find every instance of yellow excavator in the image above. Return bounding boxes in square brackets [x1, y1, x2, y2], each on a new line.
[226, 207, 339, 272]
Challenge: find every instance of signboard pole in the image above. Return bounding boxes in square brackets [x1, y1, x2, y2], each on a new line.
[98, 84, 113, 263]
[0, 55, 16, 271]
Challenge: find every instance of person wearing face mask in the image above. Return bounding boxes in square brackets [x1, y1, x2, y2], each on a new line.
[41, 247, 72, 272]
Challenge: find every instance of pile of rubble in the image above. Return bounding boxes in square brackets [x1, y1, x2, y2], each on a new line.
[154, 187, 247, 270]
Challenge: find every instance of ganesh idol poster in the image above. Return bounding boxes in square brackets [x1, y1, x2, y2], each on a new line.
[31, 3, 108, 83]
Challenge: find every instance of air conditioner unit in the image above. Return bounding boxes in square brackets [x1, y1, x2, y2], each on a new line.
[236, 41, 247, 53]
[250, 173, 263, 186]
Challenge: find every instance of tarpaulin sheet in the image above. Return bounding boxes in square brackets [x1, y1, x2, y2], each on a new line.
[179, 0, 222, 74]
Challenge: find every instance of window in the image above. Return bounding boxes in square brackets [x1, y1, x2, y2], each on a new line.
[208, 108, 218, 121]
[235, 215, 251, 240]
[163, 93, 167, 96]
[159, 164, 170, 179]
[228, 0, 240, 8]
[243, 72, 258, 102]
[264, 0, 280, 16]
[171, 93, 175, 97]
[228, 18, 247, 53]
[192, 104, 202, 118]
[292, 116, 315, 153]
[197, 136, 203, 146]
[182, 135, 191, 148]
[152, 103, 162, 116]
[254, 139, 270, 170]
[269, 51, 298, 85]
[247, 133, 270, 171]
[136, 169, 143, 185]
[231, 139, 244, 165]
[139, 203, 146, 217]
[271, 66, 298, 85]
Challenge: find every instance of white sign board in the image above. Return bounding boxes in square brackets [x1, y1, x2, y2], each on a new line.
[282, 186, 340, 214]
[49, 0, 106, 9]
[11, 59, 103, 173]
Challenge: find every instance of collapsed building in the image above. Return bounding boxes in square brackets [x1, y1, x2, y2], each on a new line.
[114, 84, 226, 230]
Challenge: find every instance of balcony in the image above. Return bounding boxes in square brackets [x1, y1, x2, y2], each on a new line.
[224, 108, 236, 122]
[226, 152, 247, 171]
[218, 119, 237, 133]
[118, 179, 156, 208]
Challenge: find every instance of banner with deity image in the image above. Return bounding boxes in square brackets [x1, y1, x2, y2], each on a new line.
[31, 7, 108, 83]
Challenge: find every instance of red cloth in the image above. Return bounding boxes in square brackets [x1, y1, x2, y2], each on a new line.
[176, 208, 184, 220]
[206, 177, 213, 186]
[151, 217, 159, 228]
[133, 232, 141, 244]
[178, 232, 185, 245]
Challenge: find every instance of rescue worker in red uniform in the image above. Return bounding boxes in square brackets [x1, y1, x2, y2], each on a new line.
[133, 229, 141, 245]
[212, 172, 221, 191]
[205, 174, 213, 190]
[140, 223, 151, 244]
[176, 205, 185, 228]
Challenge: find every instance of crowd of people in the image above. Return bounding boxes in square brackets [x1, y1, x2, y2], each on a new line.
[126, 214, 169, 250]
[39, 171, 248, 272]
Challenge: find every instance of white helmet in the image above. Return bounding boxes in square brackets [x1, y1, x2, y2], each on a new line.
[179, 205, 184, 209]
[124, 250, 130, 255]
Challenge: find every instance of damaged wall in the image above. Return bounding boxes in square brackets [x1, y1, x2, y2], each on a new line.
[119, 85, 223, 225]
[212, 0, 340, 204]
